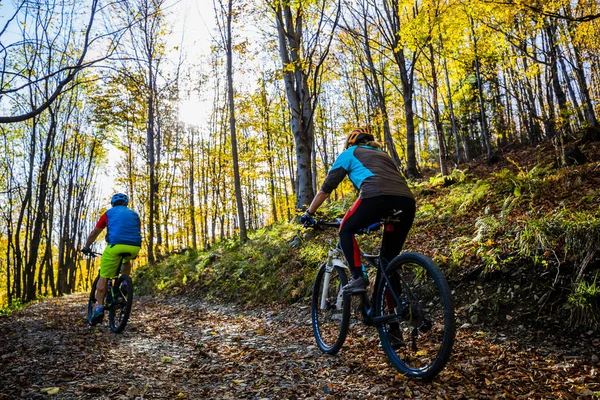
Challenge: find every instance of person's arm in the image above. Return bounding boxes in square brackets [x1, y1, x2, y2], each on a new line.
[84, 227, 104, 248]
[307, 190, 330, 215]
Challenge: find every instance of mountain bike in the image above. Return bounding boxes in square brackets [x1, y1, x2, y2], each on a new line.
[309, 215, 455, 380]
[84, 251, 133, 333]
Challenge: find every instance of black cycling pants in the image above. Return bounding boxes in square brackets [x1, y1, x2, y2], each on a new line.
[339, 195, 416, 276]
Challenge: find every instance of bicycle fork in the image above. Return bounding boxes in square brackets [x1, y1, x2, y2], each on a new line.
[320, 249, 348, 311]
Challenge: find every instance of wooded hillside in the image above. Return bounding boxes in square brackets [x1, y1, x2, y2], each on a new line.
[1, 0, 599, 316]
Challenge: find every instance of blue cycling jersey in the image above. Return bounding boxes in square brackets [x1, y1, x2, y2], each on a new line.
[320, 145, 413, 199]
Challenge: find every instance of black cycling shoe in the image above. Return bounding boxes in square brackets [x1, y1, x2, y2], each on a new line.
[343, 276, 367, 295]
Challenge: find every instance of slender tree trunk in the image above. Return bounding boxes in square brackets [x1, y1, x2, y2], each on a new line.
[224, 1, 247, 241]
[428, 43, 448, 175]
[25, 111, 58, 301]
[188, 130, 198, 249]
[470, 16, 492, 157]
[443, 56, 461, 165]
[558, 55, 584, 126]
[564, 4, 599, 129]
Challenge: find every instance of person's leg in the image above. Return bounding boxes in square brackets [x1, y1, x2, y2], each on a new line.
[339, 197, 385, 293]
[339, 198, 371, 277]
[95, 277, 108, 306]
[121, 261, 132, 276]
[92, 246, 122, 323]
[380, 197, 416, 263]
[114, 244, 141, 275]
[379, 196, 416, 347]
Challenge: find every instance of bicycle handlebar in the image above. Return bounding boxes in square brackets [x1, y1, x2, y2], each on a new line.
[304, 219, 381, 234]
[81, 249, 102, 258]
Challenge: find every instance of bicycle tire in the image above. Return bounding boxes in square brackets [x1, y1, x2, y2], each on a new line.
[375, 252, 455, 380]
[108, 275, 133, 333]
[311, 262, 351, 354]
[87, 275, 99, 325]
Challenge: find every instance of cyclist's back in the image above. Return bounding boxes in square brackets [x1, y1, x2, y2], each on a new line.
[102, 205, 142, 246]
[83, 193, 142, 325]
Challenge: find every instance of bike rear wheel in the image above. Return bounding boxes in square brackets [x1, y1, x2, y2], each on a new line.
[375, 252, 455, 380]
[87, 275, 99, 325]
[311, 263, 351, 354]
[108, 275, 133, 333]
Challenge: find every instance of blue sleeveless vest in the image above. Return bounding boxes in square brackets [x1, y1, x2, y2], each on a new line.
[105, 206, 142, 246]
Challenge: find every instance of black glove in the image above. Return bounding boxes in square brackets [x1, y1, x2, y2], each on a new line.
[300, 212, 316, 227]
[82, 246, 93, 256]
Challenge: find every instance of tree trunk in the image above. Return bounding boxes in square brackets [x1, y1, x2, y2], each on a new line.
[428, 43, 448, 176]
[470, 16, 492, 158]
[224, 0, 247, 241]
[443, 56, 461, 165]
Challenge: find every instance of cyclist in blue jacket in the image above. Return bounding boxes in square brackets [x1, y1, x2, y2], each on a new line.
[301, 127, 416, 294]
[82, 193, 142, 325]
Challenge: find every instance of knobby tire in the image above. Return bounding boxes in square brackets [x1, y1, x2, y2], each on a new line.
[311, 263, 351, 355]
[109, 275, 133, 333]
[375, 252, 455, 380]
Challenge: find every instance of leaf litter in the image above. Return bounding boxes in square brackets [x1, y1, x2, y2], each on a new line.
[0, 293, 598, 399]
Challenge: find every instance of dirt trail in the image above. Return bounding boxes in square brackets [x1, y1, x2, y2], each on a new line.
[0, 294, 598, 399]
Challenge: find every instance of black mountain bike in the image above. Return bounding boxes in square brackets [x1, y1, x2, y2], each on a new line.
[85, 251, 133, 333]
[310, 215, 455, 380]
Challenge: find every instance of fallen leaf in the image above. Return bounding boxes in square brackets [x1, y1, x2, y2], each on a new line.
[40, 387, 60, 394]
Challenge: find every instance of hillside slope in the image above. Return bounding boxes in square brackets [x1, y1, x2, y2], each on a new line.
[136, 140, 600, 334]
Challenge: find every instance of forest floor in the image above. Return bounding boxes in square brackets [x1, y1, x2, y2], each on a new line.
[1, 293, 599, 399]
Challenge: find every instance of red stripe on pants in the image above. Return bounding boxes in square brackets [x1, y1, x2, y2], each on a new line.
[340, 198, 362, 267]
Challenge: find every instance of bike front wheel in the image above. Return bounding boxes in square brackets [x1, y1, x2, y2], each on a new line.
[375, 252, 455, 380]
[311, 263, 351, 354]
[108, 275, 133, 333]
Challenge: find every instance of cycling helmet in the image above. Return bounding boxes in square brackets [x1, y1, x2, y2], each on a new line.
[345, 127, 374, 149]
[111, 193, 129, 207]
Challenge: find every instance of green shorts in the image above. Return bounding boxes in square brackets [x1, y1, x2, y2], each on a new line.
[100, 244, 141, 278]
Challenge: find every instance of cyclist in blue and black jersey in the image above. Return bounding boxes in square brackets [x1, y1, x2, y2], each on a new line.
[82, 193, 142, 325]
[301, 127, 416, 295]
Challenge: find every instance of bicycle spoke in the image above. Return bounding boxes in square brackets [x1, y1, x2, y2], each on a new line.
[312, 264, 351, 354]
[108, 275, 133, 333]
[376, 253, 455, 380]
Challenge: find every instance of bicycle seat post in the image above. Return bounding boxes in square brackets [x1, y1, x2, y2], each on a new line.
[116, 252, 131, 276]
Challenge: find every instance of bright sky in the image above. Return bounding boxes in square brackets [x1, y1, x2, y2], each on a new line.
[171, 0, 216, 126]
[104, 0, 218, 198]
[1, 0, 220, 198]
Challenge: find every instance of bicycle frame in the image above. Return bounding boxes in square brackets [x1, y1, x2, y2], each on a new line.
[322, 247, 349, 311]
[311, 218, 456, 379]
[320, 235, 408, 328]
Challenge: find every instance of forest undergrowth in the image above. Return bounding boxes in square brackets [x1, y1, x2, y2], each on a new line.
[136, 139, 600, 336]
